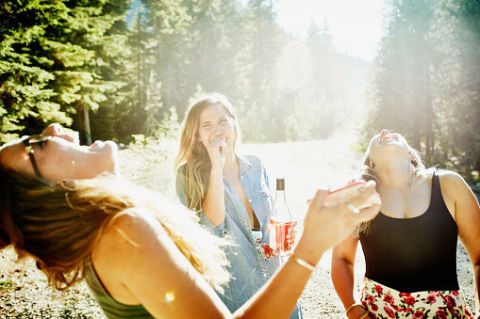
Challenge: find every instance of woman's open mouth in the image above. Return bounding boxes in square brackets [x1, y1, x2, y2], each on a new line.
[378, 132, 398, 145]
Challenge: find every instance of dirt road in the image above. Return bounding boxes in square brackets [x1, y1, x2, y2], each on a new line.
[0, 128, 476, 318]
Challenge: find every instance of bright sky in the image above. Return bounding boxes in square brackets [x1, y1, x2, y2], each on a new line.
[276, 0, 385, 61]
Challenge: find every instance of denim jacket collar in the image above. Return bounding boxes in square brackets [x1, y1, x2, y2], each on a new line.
[237, 155, 252, 176]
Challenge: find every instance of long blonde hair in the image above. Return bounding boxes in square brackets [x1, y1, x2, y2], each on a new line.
[174, 93, 240, 211]
[0, 168, 230, 292]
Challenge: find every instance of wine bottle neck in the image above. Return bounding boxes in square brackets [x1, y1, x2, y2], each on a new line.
[273, 190, 292, 219]
[275, 190, 287, 199]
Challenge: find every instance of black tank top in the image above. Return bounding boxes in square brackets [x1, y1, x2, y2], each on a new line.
[359, 171, 459, 292]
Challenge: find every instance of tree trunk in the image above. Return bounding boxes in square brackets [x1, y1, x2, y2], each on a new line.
[83, 105, 92, 145]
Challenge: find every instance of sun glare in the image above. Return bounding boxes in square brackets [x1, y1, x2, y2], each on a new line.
[276, 0, 384, 61]
[274, 41, 312, 93]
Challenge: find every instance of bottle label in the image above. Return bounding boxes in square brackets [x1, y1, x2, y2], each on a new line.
[268, 216, 295, 256]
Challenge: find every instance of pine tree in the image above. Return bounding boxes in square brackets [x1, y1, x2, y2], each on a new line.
[365, 0, 434, 155]
[430, 0, 480, 179]
[0, 1, 73, 141]
[0, 0, 131, 143]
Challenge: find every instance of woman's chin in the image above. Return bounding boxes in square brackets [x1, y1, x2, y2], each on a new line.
[108, 153, 120, 175]
[105, 140, 118, 152]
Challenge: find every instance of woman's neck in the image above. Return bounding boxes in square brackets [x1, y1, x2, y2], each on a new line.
[376, 160, 412, 192]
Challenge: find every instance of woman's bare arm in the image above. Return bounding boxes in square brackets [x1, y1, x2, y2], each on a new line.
[331, 235, 359, 309]
[331, 235, 369, 319]
[94, 185, 380, 318]
[441, 171, 480, 316]
[202, 167, 226, 226]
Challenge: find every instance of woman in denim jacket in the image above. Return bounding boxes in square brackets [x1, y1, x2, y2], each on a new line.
[174, 93, 302, 318]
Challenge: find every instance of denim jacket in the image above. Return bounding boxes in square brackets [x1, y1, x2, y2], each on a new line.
[176, 155, 302, 318]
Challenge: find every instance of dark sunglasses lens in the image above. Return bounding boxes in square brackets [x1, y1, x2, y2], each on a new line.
[29, 135, 51, 148]
[21, 135, 31, 146]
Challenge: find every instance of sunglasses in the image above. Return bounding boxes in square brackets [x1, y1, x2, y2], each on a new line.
[21, 135, 53, 179]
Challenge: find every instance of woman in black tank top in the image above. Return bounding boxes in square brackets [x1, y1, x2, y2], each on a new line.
[331, 130, 480, 319]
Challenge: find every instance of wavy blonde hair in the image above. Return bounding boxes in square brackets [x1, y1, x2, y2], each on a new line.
[0, 168, 230, 292]
[174, 93, 240, 211]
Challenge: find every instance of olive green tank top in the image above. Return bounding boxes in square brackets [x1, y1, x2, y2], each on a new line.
[84, 261, 154, 319]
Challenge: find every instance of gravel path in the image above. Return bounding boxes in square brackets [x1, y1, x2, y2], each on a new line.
[0, 129, 476, 318]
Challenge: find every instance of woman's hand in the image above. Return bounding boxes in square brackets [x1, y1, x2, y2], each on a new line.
[202, 136, 228, 226]
[205, 136, 227, 172]
[295, 180, 380, 265]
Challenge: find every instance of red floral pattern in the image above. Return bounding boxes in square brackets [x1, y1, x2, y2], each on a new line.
[360, 278, 473, 319]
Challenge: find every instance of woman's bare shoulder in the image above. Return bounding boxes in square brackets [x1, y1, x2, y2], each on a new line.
[108, 208, 168, 245]
[436, 169, 474, 207]
[93, 208, 170, 266]
[437, 169, 466, 189]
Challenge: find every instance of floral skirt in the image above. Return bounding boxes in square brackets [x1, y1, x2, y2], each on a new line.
[360, 277, 473, 319]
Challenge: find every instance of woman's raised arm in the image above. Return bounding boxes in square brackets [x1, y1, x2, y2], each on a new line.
[94, 184, 380, 319]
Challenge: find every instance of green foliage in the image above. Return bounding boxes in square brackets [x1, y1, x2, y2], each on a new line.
[2, 0, 476, 186]
[365, 0, 434, 148]
[365, 0, 479, 181]
[2, 0, 369, 146]
[431, 0, 480, 179]
[120, 0, 367, 143]
[0, 0, 131, 142]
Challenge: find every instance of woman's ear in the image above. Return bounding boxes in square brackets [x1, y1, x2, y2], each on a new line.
[409, 152, 417, 166]
[369, 160, 375, 169]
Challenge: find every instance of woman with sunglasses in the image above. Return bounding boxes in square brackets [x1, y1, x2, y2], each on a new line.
[0, 123, 380, 318]
[12, 125, 114, 181]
